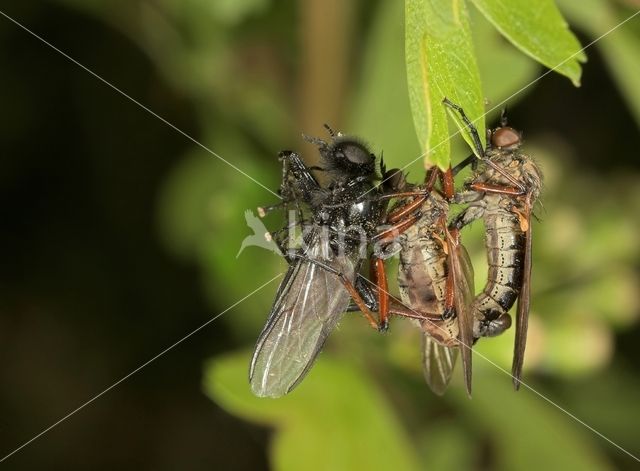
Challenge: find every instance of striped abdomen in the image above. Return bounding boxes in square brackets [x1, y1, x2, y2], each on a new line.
[473, 200, 525, 336]
[398, 232, 447, 315]
[397, 222, 459, 346]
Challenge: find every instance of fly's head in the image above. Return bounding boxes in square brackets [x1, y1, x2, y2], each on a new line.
[489, 125, 522, 152]
[488, 109, 522, 153]
[304, 127, 377, 183]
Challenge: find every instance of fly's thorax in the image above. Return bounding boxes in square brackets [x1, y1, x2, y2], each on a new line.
[479, 150, 542, 201]
[317, 178, 385, 257]
[520, 156, 543, 202]
[477, 150, 520, 186]
[412, 192, 448, 236]
[327, 179, 382, 229]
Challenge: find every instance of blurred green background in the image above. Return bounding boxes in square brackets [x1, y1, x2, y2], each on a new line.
[1, 0, 639, 469]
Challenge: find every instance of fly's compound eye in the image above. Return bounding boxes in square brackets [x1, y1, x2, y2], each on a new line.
[490, 127, 521, 149]
[333, 141, 374, 165]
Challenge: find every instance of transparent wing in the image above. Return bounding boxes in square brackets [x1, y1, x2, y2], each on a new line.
[512, 211, 532, 390]
[447, 230, 475, 396]
[422, 335, 458, 396]
[249, 242, 355, 397]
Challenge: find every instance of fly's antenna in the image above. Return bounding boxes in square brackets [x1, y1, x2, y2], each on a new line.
[442, 98, 485, 158]
[323, 123, 338, 137]
[500, 107, 509, 127]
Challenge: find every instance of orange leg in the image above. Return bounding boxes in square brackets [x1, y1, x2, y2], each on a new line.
[341, 278, 380, 330]
[387, 299, 441, 321]
[290, 253, 381, 330]
[375, 190, 430, 201]
[439, 167, 456, 200]
[386, 195, 427, 223]
[469, 182, 523, 196]
[443, 269, 455, 319]
[384, 167, 439, 223]
[370, 256, 390, 330]
[372, 214, 421, 243]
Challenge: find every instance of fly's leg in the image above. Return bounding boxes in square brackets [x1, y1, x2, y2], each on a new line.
[278, 150, 321, 203]
[375, 166, 439, 214]
[468, 182, 524, 197]
[449, 202, 485, 231]
[373, 168, 443, 243]
[442, 263, 455, 321]
[370, 184, 438, 327]
[288, 253, 380, 330]
[436, 167, 457, 320]
[387, 301, 442, 322]
[258, 150, 321, 260]
[346, 276, 379, 312]
[368, 182, 443, 330]
[452, 154, 478, 176]
[384, 196, 427, 224]
[439, 224, 456, 322]
[370, 255, 390, 331]
[442, 98, 485, 158]
[438, 167, 455, 202]
[442, 98, 525, 190]
[449, 174, 487, 232]
[373, 214, 421, 243]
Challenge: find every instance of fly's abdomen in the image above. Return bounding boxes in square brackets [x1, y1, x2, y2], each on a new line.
[398, 231, 447, 315]
[398, 233, 459, 346]
[474, 205, 525, 329]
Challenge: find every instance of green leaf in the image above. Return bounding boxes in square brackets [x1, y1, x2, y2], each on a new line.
[451, 366, 614, 471]
[471, 5, 540, 111]
[204, 351, 421, 471]
[557, 0, 640, 127]
[469, 0, 586, 86]
[405, 0, 485, 170]
[349, 0, 423, 177]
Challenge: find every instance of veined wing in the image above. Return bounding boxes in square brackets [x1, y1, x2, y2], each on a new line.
[422, 335, 458, 396]
[249, 242, 355, 397]
[447, 230, 475, 396]
[512, 207, 532, 390]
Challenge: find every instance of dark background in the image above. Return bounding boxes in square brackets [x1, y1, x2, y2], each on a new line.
[1, 1, 639, 469]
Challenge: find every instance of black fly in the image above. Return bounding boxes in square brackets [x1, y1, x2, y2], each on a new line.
[250, 126, 398, 397]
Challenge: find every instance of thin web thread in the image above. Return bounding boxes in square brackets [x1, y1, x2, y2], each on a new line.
[0, 273, 284, 463]
[354, 272, 640, 463]
[0, 9, 280, 199]
[365, 8, 640, 197]
[1, 4, 639, 465]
